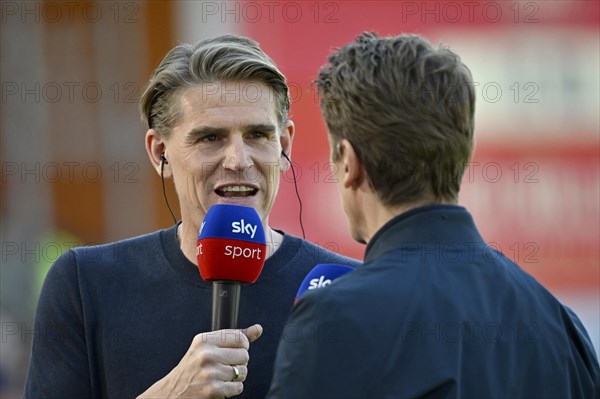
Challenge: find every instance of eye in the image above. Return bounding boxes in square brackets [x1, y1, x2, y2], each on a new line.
[249, 131, 270, 140]
[201, 134, 218, 142]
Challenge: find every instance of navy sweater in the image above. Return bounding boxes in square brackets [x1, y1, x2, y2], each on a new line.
[24, 225, 361, 398]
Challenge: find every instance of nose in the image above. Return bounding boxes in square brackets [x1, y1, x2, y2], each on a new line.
[221, 136, 253, 171]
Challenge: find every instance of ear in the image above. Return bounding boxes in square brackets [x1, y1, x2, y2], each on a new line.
[339, 139, 364, 190]
[279, 120, 295, 170]
[145, 129, 172, 178]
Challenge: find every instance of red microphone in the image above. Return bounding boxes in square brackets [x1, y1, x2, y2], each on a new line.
[197, 204, 266, 330]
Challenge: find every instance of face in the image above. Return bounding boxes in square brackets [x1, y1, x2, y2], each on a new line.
[157, 82, 293, 231]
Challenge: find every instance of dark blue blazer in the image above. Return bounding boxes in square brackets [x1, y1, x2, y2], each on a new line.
[268, 205, 600, 398]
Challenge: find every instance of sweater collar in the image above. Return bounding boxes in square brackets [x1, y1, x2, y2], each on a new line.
[160, 223, 301, 287]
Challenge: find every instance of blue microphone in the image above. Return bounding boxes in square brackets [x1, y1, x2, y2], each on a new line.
[295, 263, 355, 303]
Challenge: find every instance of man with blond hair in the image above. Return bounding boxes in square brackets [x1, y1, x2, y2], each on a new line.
[24, 35, 359, 398]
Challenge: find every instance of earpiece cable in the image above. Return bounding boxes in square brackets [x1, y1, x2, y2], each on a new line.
[281, 152, 306, 239]
[161, 158, 178, 225]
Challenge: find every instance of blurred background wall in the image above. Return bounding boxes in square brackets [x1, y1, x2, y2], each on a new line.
[1, 1, 598, 396]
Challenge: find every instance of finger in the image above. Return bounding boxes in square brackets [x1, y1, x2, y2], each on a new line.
[242, 324, 263, 343]
[221, 381, 244, 398]
[195, 329, 250, 349]
[235, 365, 248, 382]
[201, 347, 249, 366]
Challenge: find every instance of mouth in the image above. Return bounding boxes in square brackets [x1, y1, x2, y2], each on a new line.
[215, 184, 258, 198]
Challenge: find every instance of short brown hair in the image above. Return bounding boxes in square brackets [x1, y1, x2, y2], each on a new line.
[140, 34, 290, 136]
[316, 32, 475, 204]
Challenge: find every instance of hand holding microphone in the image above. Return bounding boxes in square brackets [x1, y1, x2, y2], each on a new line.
[138, 325, 263, 399]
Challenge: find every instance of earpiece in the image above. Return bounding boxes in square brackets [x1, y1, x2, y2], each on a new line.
[160, 152, 168, 165]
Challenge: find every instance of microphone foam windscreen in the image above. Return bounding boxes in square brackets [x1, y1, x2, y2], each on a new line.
[197, 204, 266, 283]
[295, 263, 355, 302]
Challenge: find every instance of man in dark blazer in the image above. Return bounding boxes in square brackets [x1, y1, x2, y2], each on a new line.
[267, 32, 600, 398]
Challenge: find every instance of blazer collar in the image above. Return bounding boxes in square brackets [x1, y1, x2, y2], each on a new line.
[364, 205, 486, 263]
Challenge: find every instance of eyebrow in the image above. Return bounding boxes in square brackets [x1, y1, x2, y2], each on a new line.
[244, 124, 277, 133]
[186, 124, 277, 142]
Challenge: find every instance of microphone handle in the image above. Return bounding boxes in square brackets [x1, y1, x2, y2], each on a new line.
[211, 280, 241, 331]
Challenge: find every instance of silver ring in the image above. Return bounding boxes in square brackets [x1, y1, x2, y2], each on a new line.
[231, 365, 240, 382]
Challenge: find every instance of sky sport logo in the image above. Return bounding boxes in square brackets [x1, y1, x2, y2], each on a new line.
[196, 218, 262, 261]
[228, 218, 261, 259]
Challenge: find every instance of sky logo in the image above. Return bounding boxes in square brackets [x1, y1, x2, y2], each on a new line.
[231, 219, 257, 239]
[308, 275, 332, 289]
[295, 264, 356, 303]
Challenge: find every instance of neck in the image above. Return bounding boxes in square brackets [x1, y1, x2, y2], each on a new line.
[177, 221, 283, 265]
